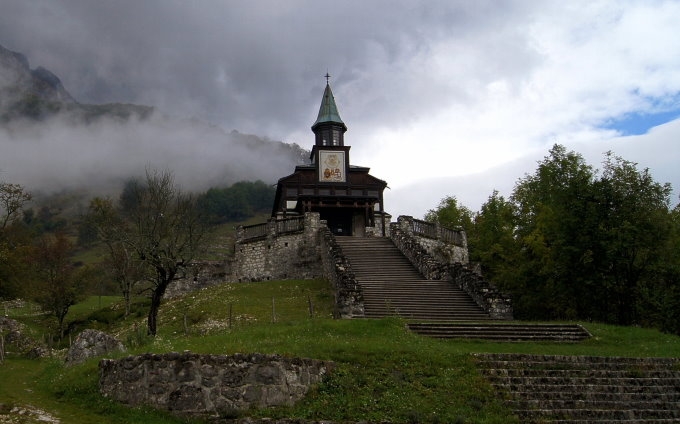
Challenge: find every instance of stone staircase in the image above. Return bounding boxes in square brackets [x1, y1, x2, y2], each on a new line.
[475, 353, 680, 423]
[335, 237, 490, 321]
[407, 322, 591, 342]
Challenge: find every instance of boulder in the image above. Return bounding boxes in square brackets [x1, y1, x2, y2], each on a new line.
[0, 316, 44, 356]
[65, 329, 125, 366]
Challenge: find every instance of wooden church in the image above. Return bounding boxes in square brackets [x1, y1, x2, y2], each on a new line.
[271, 78, 388, 236]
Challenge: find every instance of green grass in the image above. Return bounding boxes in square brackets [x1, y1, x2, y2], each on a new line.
[3, 279, 680, 423]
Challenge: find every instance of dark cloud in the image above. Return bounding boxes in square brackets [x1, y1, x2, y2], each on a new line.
[0, 0, 538, 142]
[1, 1, 678, 217]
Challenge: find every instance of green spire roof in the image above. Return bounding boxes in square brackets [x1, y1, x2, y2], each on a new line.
[313, 83, 345, 128]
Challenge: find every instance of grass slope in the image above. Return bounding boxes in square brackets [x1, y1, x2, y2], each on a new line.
[2, 278, 680, 423]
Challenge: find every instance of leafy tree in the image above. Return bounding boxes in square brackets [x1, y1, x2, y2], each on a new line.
[198, 180, 275, 223]
[89, 170, 207, 335]
[469, 190, 518, 282]
[32, 232, 86, 339]
[424, 195, 474, 229]
[591, 152, 673, 324]
[510, 145, 599, 319]
[427, 145, 678, 332]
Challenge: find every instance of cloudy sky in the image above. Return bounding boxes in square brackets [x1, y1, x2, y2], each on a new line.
[1, 0, 679, 218]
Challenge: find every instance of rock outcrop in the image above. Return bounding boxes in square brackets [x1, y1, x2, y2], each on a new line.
[65, 329, 125, 366]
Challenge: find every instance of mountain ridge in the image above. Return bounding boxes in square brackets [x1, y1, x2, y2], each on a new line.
[0, 42, 308, 194]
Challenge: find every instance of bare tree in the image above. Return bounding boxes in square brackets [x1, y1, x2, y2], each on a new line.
[87, 197, 144, 317]
[89, 170, 207, 335]
[0, 182, 32, 230]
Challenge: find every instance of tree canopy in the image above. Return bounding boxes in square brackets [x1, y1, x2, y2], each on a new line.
[428, 144, 680, 333]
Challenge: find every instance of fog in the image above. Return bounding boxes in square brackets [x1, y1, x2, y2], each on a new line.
[0, 113, 306, 197]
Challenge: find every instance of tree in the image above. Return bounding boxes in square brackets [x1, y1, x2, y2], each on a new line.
[32, 232, 86, 339]
[470, 190, 518, 282]
[424, 195, 474, 229]
[0, 182, 32, 229]
[592, 152, 673, 324]
[87, 197, 145, 317]
[89, 170, 207, 335]
[0, 181, 32, 299]
[197, 180, 275, 223]
[509, 144, 598, 319]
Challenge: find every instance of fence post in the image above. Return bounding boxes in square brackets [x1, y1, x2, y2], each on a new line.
[271, 297, 276, 323]
[228, 303, 233, 329]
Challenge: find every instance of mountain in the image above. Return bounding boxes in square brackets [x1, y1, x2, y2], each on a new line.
[0, 43, 308, 194]
[0, 44, 154, 123]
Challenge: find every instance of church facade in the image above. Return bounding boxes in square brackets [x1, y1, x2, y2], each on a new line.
[271, 80, 388, 237]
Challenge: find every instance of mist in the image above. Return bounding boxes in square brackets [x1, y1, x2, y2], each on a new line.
[0, 113, 306, 198]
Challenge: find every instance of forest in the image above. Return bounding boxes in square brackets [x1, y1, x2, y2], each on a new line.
[426, 144, 680, 334]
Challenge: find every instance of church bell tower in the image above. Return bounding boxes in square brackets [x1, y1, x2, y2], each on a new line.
[271, 75, 388, 236]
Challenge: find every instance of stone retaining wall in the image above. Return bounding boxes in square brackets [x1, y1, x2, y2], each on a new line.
[233, 214, 323, 282]
[390, 220, 513, 320]
[318, 226, 364, 318]
[99, 352, 333, 419]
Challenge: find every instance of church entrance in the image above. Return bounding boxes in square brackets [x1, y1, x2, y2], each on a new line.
[319, 208, 353, 236]
[317, 208, 370, 237]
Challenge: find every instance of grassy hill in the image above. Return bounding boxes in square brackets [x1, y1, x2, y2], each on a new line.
[2, 279, 680, 423]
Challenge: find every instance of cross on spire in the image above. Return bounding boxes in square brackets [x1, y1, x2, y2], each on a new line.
[325, 72, 331, 84]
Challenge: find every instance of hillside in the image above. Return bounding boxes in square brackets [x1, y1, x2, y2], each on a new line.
[2, 280, 680, 423]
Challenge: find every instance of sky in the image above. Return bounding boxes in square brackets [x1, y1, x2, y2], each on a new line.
[1, 0, 679, 218]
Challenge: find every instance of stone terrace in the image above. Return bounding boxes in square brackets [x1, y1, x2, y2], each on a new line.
[475, 353, 680, 423]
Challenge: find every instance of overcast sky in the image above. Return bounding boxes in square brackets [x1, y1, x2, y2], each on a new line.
[1, 0, 679, 217]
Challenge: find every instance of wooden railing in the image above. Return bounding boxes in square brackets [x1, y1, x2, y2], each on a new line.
[276, 216, 304, 234]
[241, 222, 268, 241]
[411, 218, 465, 246]
[240, 216, 305, 242]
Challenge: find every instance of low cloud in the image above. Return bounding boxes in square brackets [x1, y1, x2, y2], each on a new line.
[0, 113, 305, 197]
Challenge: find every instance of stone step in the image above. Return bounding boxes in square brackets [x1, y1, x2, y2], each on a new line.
[514, 408, 680, 420]
[409, 323, 591, 341]
[475, 355, 680, 370]
[336, 236, 491, 322]
[508, 391, 680, 402]
[364, 313, 489, 321]
[507, 398, 680, 411]
[474, 354, 680, 423]
[483, 368, 680, 379]
[550, 420, 680, 424]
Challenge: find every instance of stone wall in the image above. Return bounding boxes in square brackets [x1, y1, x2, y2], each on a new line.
[390, 219, 513, 320]
[390, 222, 449, 280]
[99, 352, 333, 419]
[396, 216, 468, 264]
[232, 214, 323, 282]
[318, 226, 364, 318]
[166, 261, 228, 298]
[449, 263, 513, 320]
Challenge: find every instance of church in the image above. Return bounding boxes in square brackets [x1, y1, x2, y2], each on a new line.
[271, 77, 389, 237]
[231, 77, 511, 322]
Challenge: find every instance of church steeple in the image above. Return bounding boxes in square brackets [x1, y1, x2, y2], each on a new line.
[311, 76, 347, 147]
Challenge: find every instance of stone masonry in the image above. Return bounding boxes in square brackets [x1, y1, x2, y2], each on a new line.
[232, 214, 324, 282]
[99, 352, 334, 419]
[390, 218, 512, 320]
